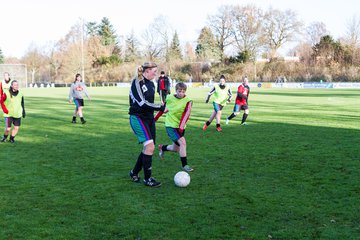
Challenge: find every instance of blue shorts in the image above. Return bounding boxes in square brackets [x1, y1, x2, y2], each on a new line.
[130, 115, 155, 144]
[166, 127, 185, 145]
[213, 102, 224, 112]
[233, 104, 248, 112]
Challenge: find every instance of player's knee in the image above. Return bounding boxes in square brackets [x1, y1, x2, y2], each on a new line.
[234, 112, 240, 116]
[179, 137, 186, 147]
[144, 141, 155, 153]
[245, 109, 249, 114]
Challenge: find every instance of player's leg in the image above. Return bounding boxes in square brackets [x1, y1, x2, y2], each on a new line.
[159, 142, 179, 159]
[215, 104, 224, 131]
[159, 127, 181, 159]
[129, 115, 152, 182]
[241, 106, 249, 125]
[1, 117, 11, 142]
[226, 104, 240, 124]
[72, 98, 79, 123]
[178, 137, 193, 172]
[9, 121, 20, 143]
[203, 110, 216, 130]
[77, 99, 86, 124]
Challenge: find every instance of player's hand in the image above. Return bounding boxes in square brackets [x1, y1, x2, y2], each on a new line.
[4, 109, 9, 114]
[163, 108, 169, 113]
[179, 128, 184, 134]
[205, 100, 209, 104]
[22, 111, 26, 118]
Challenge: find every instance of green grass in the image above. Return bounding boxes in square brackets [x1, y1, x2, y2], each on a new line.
[1, 87, 359, 239]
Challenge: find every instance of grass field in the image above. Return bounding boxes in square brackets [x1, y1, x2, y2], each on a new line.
[1, 86, 359, 239]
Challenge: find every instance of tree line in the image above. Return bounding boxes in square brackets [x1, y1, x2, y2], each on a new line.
[1, 4, 360, 84]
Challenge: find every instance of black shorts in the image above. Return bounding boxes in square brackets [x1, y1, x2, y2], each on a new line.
[73, 98, 84, 107]
[233, 104, 248, 112]
[5, 117, 21, 128]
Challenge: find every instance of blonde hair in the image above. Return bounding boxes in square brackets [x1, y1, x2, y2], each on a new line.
[136, 62, 157, 81]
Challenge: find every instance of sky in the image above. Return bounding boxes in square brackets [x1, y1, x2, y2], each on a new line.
[0, 0, 359, 58]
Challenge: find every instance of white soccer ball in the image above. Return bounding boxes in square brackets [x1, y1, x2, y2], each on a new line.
[174, 171, 191, 187]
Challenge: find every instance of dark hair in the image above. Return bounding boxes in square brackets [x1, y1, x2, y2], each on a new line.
[4, 72, 11, 82]
[75, 73, 82, 82]
[220, 74, 226, 80]
[161, 71, 165, 74]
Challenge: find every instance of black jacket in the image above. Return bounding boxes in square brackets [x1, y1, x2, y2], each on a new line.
[129, 77, 164, 120]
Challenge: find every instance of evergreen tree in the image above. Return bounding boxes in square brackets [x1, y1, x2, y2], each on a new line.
[86, 21, 99, 37]
[124, 30, 139, 62]
[168, 31, 182, 60]
[98, 17, 117, 46]
[195, 27, 220, 61]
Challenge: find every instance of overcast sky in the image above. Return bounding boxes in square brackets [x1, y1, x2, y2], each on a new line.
[0, 0, 358, 58]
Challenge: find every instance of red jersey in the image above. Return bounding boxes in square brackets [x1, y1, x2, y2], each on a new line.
[235, 84, 250, 105]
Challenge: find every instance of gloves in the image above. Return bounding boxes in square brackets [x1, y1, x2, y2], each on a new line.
[22, 111, 26, 118]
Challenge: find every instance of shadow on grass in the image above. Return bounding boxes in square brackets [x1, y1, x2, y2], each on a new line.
[1, 117, 359, 239]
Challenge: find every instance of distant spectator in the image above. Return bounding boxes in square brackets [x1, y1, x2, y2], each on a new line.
[157, 71, 171, 104]
[1, 72, 13, 96]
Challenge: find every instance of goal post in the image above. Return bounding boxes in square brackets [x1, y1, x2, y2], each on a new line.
[0, 64, 28, 88]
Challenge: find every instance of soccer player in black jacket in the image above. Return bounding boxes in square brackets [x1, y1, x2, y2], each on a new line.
[129, 62, 166, 187]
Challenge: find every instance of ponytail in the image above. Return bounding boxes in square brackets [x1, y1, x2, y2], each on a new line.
[137, 66, 144, 81]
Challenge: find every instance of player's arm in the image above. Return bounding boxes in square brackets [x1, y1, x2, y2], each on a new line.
[237, 92, 248, 99]
[227, 88, 232, 103]
[237, 86, 247, 99]
[205, 87, 215, 103]
[1, 93, 8, 114]
[179, 101, 192, 132]
[82, 84, 91, 100]
[130, 79, 164, 112]
[22, 96, 26, 118]
[68, 84, 74, 102]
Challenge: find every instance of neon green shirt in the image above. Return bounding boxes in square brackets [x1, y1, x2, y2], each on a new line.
[165, 94, 192, 129]
[213, 84, 231, 105]
[3, 90, 23, 118]
[1, 79, 13, 93]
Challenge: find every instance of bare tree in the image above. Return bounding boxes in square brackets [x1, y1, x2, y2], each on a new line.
[207, 5, 233, 62]
[306, 21, 329, 46]
[345, 15, 360, 65]
[184, 42, 195, 61]
[345, 15, 360, 46]
[22, 43, 48, 84]
[262, 8, 303, 58]
[141, 15, 173, 61]
[230, 4, 264, 61]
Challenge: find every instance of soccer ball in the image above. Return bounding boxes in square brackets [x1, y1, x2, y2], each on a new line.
[174, 171, 191, 187]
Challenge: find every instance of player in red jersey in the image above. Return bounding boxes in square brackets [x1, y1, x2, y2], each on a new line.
[226, 76, 250, 125]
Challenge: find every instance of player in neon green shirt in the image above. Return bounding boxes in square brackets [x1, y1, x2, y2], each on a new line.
[155, 82, 193, 172]
[1, 72, 13, 96]
[203, 75, 232, 132]
[1, 80, 26, 143]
